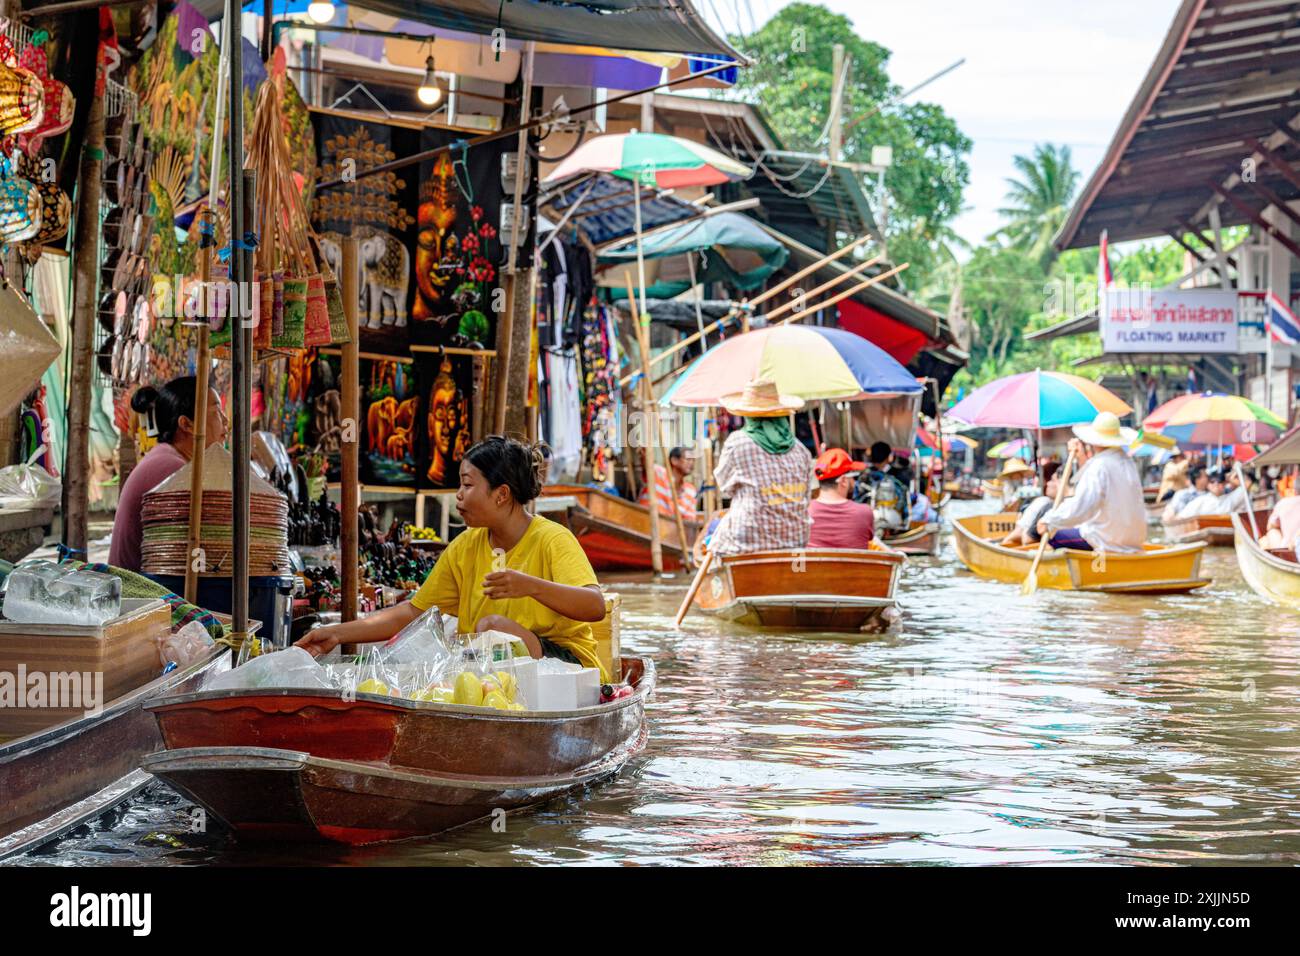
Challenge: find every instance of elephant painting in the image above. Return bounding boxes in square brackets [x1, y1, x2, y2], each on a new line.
[320, 232, 411, 330]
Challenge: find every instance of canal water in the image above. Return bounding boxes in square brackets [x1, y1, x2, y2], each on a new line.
[13, 502, 1300, 866]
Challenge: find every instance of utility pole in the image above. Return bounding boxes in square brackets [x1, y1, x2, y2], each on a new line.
[826, 43, 847, 254]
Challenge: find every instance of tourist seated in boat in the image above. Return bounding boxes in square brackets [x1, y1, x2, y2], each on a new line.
[808, 447, 874, 548]
[853, 441, 909, 532]
[1259, 491, 1300, 550]
[1162, 466, 1209, 522]
[707, 379, 813, 556]
[888, 448, 915, 495]
[1036, 412, 1145, 553]
[1216, 469, 1252, 514]
[1157, 450, 1189, 502]
[109, 376, 229, 573]
[296, 436, 610, 679]
[909, 490, 939, 524]
[1178, 471, 1228, 518]
[996, 457, 1038, 506]
[637, 445, 699, 520]
[1000, 462, 1062, 547]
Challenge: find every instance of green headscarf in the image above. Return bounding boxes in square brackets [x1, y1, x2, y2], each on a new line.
[743, 415, 796, 455]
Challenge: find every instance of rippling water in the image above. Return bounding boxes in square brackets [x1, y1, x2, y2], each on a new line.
[13, 502, 1300, 866]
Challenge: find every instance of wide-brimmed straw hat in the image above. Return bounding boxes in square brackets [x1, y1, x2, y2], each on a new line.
[998, 457, 1033, 479]
[720, 378, 805, 418]
[1073, 411, 1137, 448]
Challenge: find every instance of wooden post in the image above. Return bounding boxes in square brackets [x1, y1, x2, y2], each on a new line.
[341, 237, 361, 625]
[62, 81, 105, 556]
[658, 414, 693, 571]
[184, 212, 215, 603]
[627, 275, 664, 575]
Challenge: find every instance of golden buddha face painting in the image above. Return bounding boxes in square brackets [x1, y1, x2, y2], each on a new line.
[427, 356, 468, 486]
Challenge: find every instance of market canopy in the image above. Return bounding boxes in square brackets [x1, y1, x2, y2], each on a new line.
[1249, 423, 1300, 466]
[298, 0, 741, 58]
[600, 211, 788, 292]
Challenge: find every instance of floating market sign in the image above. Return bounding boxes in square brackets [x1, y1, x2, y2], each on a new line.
[1102, 289, 1238, 353]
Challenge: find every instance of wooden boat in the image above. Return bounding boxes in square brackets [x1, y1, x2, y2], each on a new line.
[881, 493, 950, 556]
[540, 483, 698, 571]
[141, 656, 653, 846]
[1231, 511, 1300, 607]
[1163, 506, 1271, 547]
[0, 641, 229, 859]
[951, 513, 1211, 593]
[943, 479, 983, 501]
[692, 547, 905, 631]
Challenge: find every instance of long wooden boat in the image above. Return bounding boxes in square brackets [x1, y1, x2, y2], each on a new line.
[540, 483, 698, 571]
[1231, 511, 1300, 607]
[951, 513, 1211, 593]
[881, 493, 950, 556]
[141, 656, 653, 846]
[0, 643, 229, 859]
[1162, 506, 1271, 547]
[943, 480, 983, 501]
[693, 547, 905, 631]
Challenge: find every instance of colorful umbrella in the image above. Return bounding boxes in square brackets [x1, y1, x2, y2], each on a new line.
[987, 438, 1031, 460]
[662, 325, 923, 407]
[917, 427, 977, 454]
[542, 132, 752, 321]
[947, 370, 1131, 429]
[1142, 392, 1284, 446]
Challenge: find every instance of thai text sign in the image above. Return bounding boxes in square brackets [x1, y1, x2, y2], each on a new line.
[1102, 289, 1238, 353]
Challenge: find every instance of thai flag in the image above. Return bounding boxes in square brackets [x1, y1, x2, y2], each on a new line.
[1267, 292, 1300, 346]
[1098, 230, 1112, 321]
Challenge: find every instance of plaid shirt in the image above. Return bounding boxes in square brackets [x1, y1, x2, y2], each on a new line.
[710, 430, 812, 555]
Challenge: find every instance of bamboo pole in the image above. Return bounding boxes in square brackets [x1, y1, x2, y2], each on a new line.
[762, 254, 884, 323]
[341, 237, 361, 626]
[184, 212, 215, 604]
[658, 414, 693, 571]
[775, 263, 909, 327]
[617, 238, 876, 387]
[627, 274, 664, 575]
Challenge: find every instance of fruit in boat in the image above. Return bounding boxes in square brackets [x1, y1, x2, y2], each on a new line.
[509, 702, 526, 712]
[356, 678, 389, 696]
[482, 690, 511, 710]
[453, 671, 484, 706]
[495, 671, 518, 701]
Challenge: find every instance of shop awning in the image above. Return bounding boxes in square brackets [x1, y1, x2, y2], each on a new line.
[836, 299, 934, 366]
[339, 0, 739, 58]
[1024, 310, 1099, 342]
[1253, 423, 1300, 466]
[599, 211, 789, 291]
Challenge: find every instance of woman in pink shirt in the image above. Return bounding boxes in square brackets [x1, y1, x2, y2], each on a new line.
[808, 448, 876, 549]
[108, 376, 229, 572]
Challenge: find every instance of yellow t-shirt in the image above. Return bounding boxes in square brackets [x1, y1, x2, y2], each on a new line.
[409, 516, 604, 678]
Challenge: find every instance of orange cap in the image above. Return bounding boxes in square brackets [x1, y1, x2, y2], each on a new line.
[814, 447, 866, 481]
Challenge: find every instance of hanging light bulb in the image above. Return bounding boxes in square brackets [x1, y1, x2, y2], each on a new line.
[417, 55, 441, 107]
[307, 1, 334, 23]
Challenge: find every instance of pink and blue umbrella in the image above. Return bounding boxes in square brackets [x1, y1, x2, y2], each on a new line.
[947, 370, 1131, 429]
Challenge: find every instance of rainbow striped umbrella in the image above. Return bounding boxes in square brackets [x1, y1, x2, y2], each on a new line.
[987, 438, 1031, 460]
[1143, 392, 1284, 446]
[542, 131, 752, 188]
[662, 325, 922, 407]
[947, 370, 1131, 429]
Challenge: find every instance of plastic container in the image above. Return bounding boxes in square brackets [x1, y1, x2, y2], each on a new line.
[147, 574, 294, 648]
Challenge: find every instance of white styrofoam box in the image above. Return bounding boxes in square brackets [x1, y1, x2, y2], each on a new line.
[489, 654, 539, 710]
[534, 665, 601, 711]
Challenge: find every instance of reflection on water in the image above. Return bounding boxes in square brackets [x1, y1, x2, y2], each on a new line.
[13, 503, 1300, 866]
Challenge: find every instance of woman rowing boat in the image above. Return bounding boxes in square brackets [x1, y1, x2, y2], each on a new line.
[296, 436, 610, 680]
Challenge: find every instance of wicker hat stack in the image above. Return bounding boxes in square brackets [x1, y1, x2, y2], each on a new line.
[139, 445, 291, 576]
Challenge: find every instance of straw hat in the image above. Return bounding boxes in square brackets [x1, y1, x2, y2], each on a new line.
[720, 378, 805, 418]
[1073, 410, 1137, 448]
[998, 457, 1033, 479]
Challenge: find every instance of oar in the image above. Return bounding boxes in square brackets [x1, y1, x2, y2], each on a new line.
[673, 546, 714, 628]
[1020, 451, 1077, 596]
[1234, 461, 1262, 540]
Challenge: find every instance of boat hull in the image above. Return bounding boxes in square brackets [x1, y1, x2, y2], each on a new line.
[1162, 505, 1271, 546]
[952, 514, 1210, 593]
[1232, 512, 1300, 607]
[694, 548, 904, 631]
[142, 657, 654, 846]
[0, 646, 230, 859]
[541, 484, 697, 571]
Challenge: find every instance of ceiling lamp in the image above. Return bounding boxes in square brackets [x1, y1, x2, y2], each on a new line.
[417, 55, 441, 107]
[306, 1, 334, 24]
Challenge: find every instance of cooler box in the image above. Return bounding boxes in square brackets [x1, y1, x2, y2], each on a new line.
[148, 574, 291, 648]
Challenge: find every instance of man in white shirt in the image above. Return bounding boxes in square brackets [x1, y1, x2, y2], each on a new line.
[1037, 411, 1146, 553]
[1162, 466, 1208, 523]
[1215, 469, 1251, 515]
[1178, 473, 1226, 518]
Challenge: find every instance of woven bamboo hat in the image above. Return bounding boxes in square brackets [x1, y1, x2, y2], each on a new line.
[1073, 411, 1137, 448]
[720, 378, 805, 418]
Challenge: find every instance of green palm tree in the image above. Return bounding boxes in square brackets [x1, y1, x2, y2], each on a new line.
[992, 144, 1080, 270]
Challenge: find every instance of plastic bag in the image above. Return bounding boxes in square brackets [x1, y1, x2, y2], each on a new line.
[0, 446, 60, 508]
[208, 646, 332, 691]
[156, 620, 214, 669]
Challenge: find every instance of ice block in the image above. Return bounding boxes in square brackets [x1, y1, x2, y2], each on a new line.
[2, 560, 122, 626]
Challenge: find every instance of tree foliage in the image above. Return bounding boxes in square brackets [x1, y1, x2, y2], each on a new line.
[991, 143, 1080, 271]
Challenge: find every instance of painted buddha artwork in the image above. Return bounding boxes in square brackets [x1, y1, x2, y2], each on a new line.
[426, 356, 470, 487]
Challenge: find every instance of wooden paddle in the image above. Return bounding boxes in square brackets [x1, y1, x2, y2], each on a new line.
[1234, 461, 1262, 541]
[673, 544, 714, 628]
[1020, 450, 1076, 596]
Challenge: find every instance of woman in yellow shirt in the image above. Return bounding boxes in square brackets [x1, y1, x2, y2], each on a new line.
[296, 436, 608, 676]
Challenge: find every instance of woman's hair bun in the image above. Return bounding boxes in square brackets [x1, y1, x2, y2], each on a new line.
[130, 385, 160, 414]
[465, 435, 547, 506]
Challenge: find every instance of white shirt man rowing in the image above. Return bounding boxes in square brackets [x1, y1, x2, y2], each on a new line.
[1037, 411, 1146, 553]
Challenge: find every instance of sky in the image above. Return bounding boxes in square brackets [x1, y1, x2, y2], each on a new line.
[699, 0, 1185, 249]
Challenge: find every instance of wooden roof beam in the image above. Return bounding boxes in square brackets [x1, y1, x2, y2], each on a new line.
[1245, 135, 1300, 191]
[1175, 215, 1240, 269]
[1244, 177, 1300, 231]
[1205, 179, 1300, 260]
